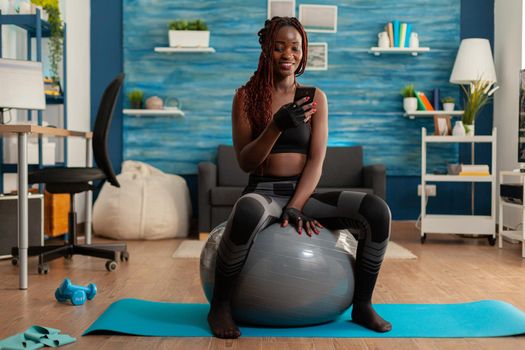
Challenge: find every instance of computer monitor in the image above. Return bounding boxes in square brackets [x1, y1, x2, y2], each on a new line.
[0, 58, 46, 123]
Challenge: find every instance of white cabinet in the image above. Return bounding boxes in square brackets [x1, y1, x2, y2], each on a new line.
[420, 127, 497, 244]
[498, 171, 525, 258]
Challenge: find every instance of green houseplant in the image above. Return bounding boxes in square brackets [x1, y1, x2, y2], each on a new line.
[400, 84, 417, 113]
[128, 89, 144, 109]
[461, 79, 498, 135]
[168, 19, 210, 48]
[31, 0, 63, 80]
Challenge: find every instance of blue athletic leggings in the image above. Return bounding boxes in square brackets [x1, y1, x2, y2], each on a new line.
[216, 175, 391, 303]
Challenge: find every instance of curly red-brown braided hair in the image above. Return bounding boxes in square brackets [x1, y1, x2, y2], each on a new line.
[240, 17, 308, 138]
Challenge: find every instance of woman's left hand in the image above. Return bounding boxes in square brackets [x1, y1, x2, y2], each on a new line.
[281, 207, 323, 236]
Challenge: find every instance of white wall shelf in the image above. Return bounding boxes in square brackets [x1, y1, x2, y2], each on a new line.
[420, 127, 497, 244]
[369, 47, 430, 56]
[498, 171, 525, 258]
[123, 108, 185, 117]
[154, 47, 215, 53]
[425, 135, 494, 143]
[404, 110, 464, 119]
[425, 175, 493, 182]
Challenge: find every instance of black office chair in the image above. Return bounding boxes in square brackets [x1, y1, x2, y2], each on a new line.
[12, 73, 129, 274]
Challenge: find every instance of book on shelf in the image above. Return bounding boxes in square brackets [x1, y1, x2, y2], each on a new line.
[404, 23, 412, 48]
[44, 77, 62, 97]
[417, 91, 434, 111]
[387, 22, 394, 47]
[432, 88, 440, 110]
[459, 164, 490, 176]
[415, 92, 427, 110]
[399, 23, 407, 48]
[393, 20, 400, 47]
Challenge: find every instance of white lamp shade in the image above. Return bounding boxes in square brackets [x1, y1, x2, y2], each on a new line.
[449, 38, 497, 84]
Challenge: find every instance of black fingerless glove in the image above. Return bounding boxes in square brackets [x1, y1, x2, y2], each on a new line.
[281, 207, 314, 225]
[273, 103, 305, 131]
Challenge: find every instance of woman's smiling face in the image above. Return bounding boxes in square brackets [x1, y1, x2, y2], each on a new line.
[272, 25, 303, 78]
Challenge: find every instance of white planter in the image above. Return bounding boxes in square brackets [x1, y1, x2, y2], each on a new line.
[403, 97, 418, 112]
[169, 30, 210, 48]
[443, 102, 455, 111]
[464, 123, 475, 136]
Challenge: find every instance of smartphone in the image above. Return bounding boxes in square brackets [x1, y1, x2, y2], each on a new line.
[294, 86, 316, 106]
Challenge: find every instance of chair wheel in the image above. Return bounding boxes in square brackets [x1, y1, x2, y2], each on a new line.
[38, 264, 49, 275]
[11, 257, 18, 266]
[420, 233, 427, 244]
[65, 254, 73, 260]
[488, 236, 496, 246]
[120, 251, 129, 262]
[106, 260, 117, 272]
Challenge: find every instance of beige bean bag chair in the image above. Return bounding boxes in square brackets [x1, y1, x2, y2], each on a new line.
[93, 160, 192, 240]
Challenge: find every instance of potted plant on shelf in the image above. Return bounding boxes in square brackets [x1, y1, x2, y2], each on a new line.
[31, 0, 63, 80]
[441, 96, 455, 112]
[168, 19, 209, 48]
[400, 84, 417, 112]
[128, 89, 144, 109]
[461, 79, 498, 136]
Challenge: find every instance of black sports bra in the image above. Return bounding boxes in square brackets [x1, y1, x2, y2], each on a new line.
[270, 120, 311, 154]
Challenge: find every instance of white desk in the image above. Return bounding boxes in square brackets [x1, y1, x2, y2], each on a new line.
[0, 124, 93, 289]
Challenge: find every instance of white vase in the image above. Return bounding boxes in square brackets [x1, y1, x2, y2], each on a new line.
[403, 97, 418, 112]
[464, 123, 475, 136]
[409, 32, 419, 48]
[443, 103, 455, 112]
[452, 121, 465, 136]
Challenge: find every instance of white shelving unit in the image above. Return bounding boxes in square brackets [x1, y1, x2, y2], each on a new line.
[420, 127, 497, 244]
[123, 108, 185, 117]
[369, 47, 430, 56]
[404, 110, 464, 119]
[498, 171, 525, 258]
[154, 47, 215, 53]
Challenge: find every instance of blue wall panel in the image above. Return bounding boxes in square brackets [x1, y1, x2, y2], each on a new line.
[122, 0, 460, 176]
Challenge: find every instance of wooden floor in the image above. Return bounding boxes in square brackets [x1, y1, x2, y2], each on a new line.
[1, 221, 525, 349]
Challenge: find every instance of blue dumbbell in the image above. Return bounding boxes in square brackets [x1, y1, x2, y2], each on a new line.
[55, 278, 97, 305]
[55, 287, 86, 305]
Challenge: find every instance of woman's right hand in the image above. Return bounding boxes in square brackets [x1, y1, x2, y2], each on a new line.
[273, 97, 316, 131]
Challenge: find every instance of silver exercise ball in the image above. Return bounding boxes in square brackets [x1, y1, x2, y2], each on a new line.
[200, 222, 356, 327]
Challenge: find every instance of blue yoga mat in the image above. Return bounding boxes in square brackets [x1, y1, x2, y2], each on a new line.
[83, 299, 525, 338]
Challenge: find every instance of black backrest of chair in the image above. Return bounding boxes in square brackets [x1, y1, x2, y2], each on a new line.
[217, 145, 249, 186]
[93, 73, 124, 188]
[318, 146, 363, 187]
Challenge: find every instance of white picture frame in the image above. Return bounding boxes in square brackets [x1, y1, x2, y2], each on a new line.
[267, 0, 295, 19]
[306, 42, 328, 71]
[299, 5, 338, 33]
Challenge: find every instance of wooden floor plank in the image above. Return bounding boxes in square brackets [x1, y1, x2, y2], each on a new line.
[1, 221, 525, 349]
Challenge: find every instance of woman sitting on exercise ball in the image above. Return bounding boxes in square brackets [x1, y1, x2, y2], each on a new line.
[207, 16, 392, 338]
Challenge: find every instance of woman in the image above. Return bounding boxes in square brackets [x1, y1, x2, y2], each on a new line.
[207, 17, 392, 339]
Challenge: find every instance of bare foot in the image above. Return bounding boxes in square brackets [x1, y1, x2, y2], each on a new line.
[351, 301, 392, 332]
[207, 299, 241, 339]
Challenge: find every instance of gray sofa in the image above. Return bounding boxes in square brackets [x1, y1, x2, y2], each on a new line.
[198, 145, 386, 233]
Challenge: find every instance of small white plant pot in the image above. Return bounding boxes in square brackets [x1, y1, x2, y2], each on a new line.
[403, 97, 418, 113]
[169, 30, 210, 48]
[443, 103, 455, 112]
[464, 123, 475, 136]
